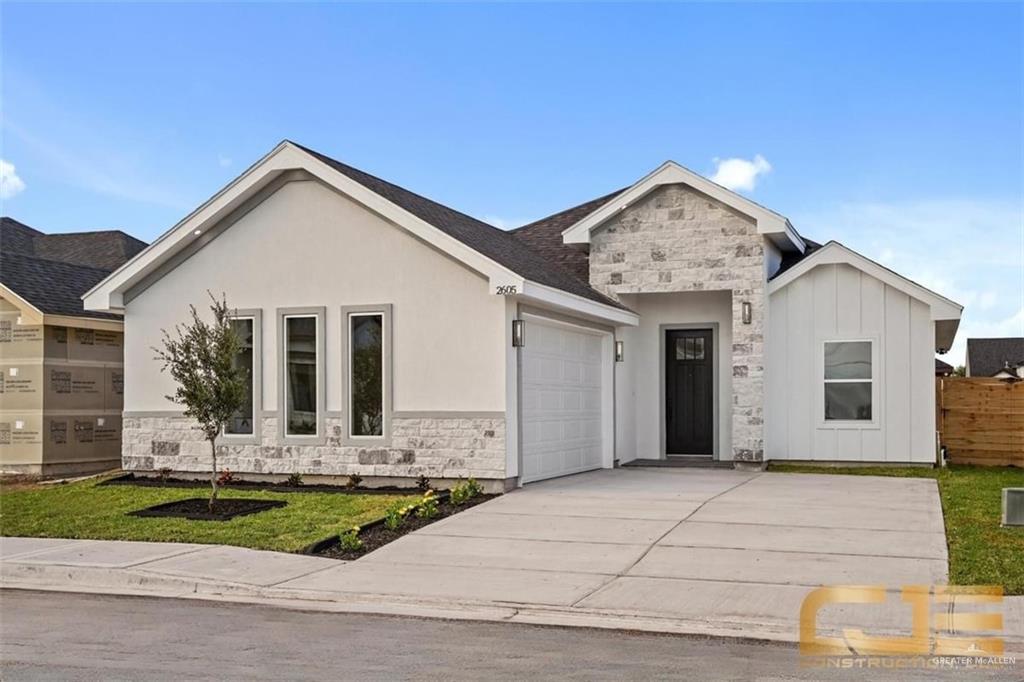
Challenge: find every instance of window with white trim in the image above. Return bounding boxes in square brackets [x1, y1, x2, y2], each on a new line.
[824, 340, 872, 421]
[225, 316, 256, 435]
[349, 313, 384, 437]
[285, 315, 319, 436]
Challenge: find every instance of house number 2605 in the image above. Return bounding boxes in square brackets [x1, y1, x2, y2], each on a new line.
[496, 285, 518, 295]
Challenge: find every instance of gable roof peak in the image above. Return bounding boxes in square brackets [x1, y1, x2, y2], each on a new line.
[560, 159, 805, 253]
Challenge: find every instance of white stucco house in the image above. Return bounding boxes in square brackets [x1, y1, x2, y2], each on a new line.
[84, 141, 963, 488]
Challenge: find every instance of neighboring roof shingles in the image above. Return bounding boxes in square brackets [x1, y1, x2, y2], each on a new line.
[1, 217, 43, 255]
[935, 358, 954, 376]
[294, 143, 628, 311]
[2, 217, 146, 270]
[510, 189, 626, 283]
[967, 337, 1024, 377]
[1, 217, 147, 320]
[1, 251, 123, 320]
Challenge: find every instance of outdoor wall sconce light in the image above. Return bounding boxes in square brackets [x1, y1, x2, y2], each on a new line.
[741, 301, 752, 325]
[512, 319, 525, 347]
[615, 340, 624, 362]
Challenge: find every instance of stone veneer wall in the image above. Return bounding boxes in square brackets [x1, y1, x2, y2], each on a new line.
[122, 415, 507, 480]
[589, 184, 766, 462]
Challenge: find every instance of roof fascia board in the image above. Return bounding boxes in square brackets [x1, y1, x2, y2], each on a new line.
[84, 142, 523, 312]
[519, 280, 640, 327]
[768, 241, 964, 320]
[43, 314, 123, 332]
[123, 169, 311, 305]
[0, 283, 44, 324]
[561, 161, 805, 252]
[83, 142, 296, 312]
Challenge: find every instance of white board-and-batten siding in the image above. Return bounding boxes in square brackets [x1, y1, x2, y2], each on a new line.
[766, 262, 936, 463]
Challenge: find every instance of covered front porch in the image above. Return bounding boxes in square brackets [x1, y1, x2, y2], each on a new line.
[614, 290, 747, 464]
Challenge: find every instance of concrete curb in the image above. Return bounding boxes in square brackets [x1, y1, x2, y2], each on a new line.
[0, 562, 795, 645]
[5, 562, 1022, 657]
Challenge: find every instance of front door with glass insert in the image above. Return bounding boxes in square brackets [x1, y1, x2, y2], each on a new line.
[665, 329, 714, 455]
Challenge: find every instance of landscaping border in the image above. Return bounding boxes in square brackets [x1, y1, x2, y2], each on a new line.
[101, 473, 429, 496]
[301, 491, 500, 559]
[299, 491, 452, 555]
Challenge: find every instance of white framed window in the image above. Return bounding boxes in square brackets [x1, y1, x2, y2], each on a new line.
[223, 311, 261, 441]
[341, 304, 392, 445]
[822, 339, 876, 423]
[277, 307, 325, 443]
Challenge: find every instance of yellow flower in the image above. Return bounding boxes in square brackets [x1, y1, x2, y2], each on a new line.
[352, 526, 360, 532]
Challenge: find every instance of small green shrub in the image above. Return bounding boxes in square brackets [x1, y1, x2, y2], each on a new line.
[339, 526, 363, 551]
[416, 490, 439, 519]
[285, 472, 303, 487]
[450, 485, 470, 506]
[346, 473, 363, 490]
[384, 501, 413, 530]
[450, 478, 483, 505]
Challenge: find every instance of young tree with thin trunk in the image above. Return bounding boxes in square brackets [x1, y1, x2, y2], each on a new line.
[154, 293, 247, 512]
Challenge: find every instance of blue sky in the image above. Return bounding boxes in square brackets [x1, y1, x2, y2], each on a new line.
[2, 2, 1021, 364]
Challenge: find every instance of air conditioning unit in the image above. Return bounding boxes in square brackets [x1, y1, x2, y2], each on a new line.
[1003, 489, 1024, 527]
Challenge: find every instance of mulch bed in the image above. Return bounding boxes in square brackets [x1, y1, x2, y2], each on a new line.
[128, 497, 287, 521]
[308, 493, 498, 560]
[102, 473, 426, 496]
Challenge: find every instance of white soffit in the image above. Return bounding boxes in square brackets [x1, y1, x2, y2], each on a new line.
[560, 160, 806, 253]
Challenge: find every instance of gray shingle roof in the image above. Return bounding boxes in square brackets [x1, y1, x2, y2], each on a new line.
[511, 189, 626, 283]
[293, 143, 628, 311]
[967, 337, 1024, 377]
[2, 217, 146, 270]
[1, 217, 147, 320]
[1, 251, 123, 320]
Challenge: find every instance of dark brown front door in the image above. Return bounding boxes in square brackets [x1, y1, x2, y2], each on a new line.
[665, 329, 714, 455]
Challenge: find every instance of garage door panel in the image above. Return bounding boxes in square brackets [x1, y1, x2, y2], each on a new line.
[521, 318, 607, 484]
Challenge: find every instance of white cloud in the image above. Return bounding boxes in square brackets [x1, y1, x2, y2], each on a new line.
[792, 198, 1024, 367]
[218, 154, 232, 168]
[710, 154, 772, 192]
[0, 159, 26, 199]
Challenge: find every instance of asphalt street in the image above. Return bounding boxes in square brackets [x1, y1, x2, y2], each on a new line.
[0, 590, 1018, 681]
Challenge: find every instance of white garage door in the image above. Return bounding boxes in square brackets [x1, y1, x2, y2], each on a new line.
[520, 316, 608, 483]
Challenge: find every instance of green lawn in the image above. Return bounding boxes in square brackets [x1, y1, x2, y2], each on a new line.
[768, 464, 1024, 595]
[0, 478, 419, 553]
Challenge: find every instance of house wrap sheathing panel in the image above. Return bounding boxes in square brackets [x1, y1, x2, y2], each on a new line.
[0, 299, 124, 475]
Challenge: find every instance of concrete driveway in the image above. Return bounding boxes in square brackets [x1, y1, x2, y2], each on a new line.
[279, 468, 949, 635]
[11, 468, 1018, 647]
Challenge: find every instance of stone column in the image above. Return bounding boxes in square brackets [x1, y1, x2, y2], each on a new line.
[731, 286, 765, 465]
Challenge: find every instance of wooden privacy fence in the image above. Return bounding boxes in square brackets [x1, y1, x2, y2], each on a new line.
[937, 378, 1024, 467]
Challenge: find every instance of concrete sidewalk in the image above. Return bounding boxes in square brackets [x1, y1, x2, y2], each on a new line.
[2, 469, 1021, 654]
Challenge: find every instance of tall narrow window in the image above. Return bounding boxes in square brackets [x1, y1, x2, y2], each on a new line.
[226, 317, 254, 435]
[349, 313, 384, 437]
[824, 341, 872, 421]
[285, 315, 318, 436]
